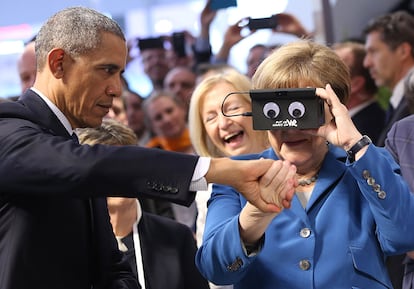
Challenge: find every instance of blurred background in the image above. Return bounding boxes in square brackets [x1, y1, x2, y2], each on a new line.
[0, 0, 405, 99]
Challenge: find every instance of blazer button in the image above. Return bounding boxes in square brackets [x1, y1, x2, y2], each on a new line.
[300, 228, 311, 238]
[299, 259, 311, 271]
[377, 190, 386, 199]
[362, 170, 370, 179]
[154, 183, 162, 191]
[226, 257, 243, 272]
[372, 183, 381, 192]
[162, 185, 172, 192]
[367, 177, 375, 186]
[146, 181, 156, 190]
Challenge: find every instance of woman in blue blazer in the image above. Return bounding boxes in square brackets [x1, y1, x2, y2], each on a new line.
[195, 40, 414, 289]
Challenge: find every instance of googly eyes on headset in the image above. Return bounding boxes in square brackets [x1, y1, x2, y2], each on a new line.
[288, 101, 306, 118]
[263, 101, 306, 119]
[263, 102, 280, 119]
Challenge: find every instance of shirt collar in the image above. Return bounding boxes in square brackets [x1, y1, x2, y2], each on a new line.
[390, 66, 414, 109]
[348, 98, 376, 117]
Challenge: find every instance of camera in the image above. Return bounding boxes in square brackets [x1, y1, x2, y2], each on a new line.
[249, 88, 325, 130]
[171, 31, 186, 57]
[247, 16, 278, 30]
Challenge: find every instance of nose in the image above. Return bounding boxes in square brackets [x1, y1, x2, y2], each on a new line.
[106, 78, 123, 98]
[218, 113, 232, 129]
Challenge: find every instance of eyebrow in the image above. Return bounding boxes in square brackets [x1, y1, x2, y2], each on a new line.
[98, 64, 123, 72]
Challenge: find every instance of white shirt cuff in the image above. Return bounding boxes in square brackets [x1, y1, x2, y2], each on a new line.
[190, 157, 210, 191]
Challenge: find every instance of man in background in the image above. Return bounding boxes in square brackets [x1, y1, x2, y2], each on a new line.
[363, 10, 414, 147]
[333, 41, 385, 144]
[17, 38, 36, 93]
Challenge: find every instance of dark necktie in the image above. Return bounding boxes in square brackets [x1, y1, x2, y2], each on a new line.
[385, 104, 394, 124]
[71, 133, 79, 144]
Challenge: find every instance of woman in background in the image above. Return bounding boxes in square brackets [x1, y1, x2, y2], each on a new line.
[188, 69, 269, 289]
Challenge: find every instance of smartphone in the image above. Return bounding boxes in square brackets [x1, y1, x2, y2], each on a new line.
[210, 0, 237, 11]
[172, 32, 186, 57]
[247, 16, 278, 30]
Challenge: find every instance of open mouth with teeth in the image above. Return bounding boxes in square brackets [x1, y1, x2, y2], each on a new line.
[224, 131, 244, 144]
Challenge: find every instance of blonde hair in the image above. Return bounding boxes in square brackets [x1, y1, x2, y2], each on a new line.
[252, 40, 350, 104]
[189, 69, 268, 157]
[77, 118, 138, 146]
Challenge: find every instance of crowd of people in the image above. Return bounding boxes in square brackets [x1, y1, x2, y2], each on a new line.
[2, 1, 414, 289]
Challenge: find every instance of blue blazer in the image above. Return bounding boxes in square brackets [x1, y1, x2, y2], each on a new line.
[0, 90, 198, 289]
[196, 145, 414, 289]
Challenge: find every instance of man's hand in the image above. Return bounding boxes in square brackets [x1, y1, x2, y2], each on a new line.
[273, 13, 311, 39]
[199, 0, 217, 38]
[206, 158, 297, 213]
[258, 160, 297, 211]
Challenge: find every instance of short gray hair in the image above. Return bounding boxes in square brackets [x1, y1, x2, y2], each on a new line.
[35, 6, 125, 70]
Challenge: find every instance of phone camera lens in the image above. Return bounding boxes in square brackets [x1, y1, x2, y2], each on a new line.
[263, 102, 280, 119]
[288, 101, 305, 118]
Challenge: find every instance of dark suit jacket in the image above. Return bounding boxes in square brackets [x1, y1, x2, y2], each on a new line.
[351, 101, 385, 145]
[122, 212, 210, 289]
[376, 97, 410, 147]
[0, 90, 199, 289]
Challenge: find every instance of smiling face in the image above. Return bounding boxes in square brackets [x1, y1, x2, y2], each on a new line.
[201, 81, 266, 156]
[146, 95, 187, 139]
[54, 32, 127, 128]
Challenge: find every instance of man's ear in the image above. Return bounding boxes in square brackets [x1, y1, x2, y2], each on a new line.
[48, 48, 65, 78]
[397, 42, 412, 61]
[350, 75, 364, 93]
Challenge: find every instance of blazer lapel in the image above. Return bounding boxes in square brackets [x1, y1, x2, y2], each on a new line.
[306, 146, 347, 213]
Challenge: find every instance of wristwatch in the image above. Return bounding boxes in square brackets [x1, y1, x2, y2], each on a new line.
[346, 135, 372, 163]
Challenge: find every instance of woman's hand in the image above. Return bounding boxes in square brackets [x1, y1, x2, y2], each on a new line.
[315, 84, 363, 151]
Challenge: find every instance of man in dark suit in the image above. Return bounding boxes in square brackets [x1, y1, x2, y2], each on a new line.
[333, 41, 385, 144]
[363, 10, 414, 147]
[0, 7, 295, 289]
[363, 11, 414, 288]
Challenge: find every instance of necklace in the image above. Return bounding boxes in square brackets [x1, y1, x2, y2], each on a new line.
[297, 174, 318, 186]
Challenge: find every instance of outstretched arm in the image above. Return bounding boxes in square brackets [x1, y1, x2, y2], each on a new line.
[205, 158, 296, 213]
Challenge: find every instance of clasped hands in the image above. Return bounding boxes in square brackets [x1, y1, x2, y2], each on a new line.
[231, 158, 297, 213]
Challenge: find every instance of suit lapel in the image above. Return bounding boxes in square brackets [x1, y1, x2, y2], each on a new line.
[19, 90, 71, 138]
